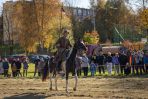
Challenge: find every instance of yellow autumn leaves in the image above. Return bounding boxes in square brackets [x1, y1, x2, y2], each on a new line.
[140, 9, 148, 29]
[11, 0, 71, 53]
[83, 31, 99, 44]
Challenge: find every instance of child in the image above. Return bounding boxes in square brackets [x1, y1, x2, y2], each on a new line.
[90, 60, 96, 77]
[23, 59, 29, 77]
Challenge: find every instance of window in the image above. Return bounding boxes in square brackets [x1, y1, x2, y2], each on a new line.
[78, 9, 82, 16]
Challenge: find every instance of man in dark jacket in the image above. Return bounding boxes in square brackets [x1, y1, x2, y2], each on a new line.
[119, 52, 128, 75]
[15, 58, 22, 77]
[96, 51, 105, 74]
[3, 58, 9, 77]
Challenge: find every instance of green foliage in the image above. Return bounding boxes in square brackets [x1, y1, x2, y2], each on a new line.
[83, 32, 99, 44]
[95, 0, 132, 42]
[0, 44, 24, 57]
[72, 16, 93, 40]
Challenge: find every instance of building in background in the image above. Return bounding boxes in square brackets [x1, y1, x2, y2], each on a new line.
[3, 1, 19, 45]
[72, 7, 93, 21]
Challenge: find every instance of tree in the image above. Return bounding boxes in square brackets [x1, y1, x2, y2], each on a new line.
[95, 0, 133, 42]
[83, 31, 99, 44]
[3, 2, 16, 54]
[12, 0, 71, 53]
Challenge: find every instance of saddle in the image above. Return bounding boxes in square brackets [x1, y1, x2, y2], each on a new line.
[58, 49, 71, 62]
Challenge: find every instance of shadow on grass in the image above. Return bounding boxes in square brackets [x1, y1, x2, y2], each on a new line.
[94, 74, 148, 79]
[4, 93, 48, 99]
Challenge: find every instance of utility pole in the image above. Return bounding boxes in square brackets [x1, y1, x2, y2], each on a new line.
[143, 0, 145, 10]
[92, 0, 96, 32]
[59, 2, 64, 38]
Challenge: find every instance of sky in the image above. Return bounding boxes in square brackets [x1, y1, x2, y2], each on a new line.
[0, 0, 90, 9]
[0, 0, 147, 11]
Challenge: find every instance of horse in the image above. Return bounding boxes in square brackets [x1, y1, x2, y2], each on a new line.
[42, 39, 87, 93]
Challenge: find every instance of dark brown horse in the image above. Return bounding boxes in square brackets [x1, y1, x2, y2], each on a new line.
[42, 39, 87, 93]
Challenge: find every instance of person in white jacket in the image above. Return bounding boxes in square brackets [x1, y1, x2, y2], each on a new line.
[79, 53, 89, 77]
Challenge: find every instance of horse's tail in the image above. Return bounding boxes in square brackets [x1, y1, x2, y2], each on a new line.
[42, 61, 49, 82]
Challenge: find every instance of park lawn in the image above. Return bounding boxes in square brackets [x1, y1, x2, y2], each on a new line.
[6, 63, 35, 78]
[8, 63, 116, 77]
[2, 64, 147, 78]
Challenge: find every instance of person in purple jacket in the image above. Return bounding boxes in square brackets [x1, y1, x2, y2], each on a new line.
[112, 53, 120, 75]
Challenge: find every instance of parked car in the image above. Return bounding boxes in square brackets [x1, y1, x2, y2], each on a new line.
[7, 54, 27, 63]
[28, 55, 39, 63]
[38, 55, 50, 61]
[28, 54, 50, 63]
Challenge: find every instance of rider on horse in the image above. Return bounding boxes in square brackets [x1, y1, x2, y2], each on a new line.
[54, 29, 72, 74]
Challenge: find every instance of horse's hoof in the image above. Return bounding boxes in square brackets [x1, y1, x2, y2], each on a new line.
[73, 88, 77, 91]
[66, 90, 69, 93]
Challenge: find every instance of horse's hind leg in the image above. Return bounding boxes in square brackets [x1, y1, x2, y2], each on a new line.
[55, 72, 59, 91]
[73, 69, 78, 91]
[49, 73, 52, 90]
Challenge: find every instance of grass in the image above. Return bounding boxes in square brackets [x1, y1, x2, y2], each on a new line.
[3, 63, 36, 78]
[0, 64, 147, 79]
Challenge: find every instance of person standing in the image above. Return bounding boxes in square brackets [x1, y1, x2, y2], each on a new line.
[138, 51, 145, 74]
[112, 53, 120, 75]
[135, 52, 140, 75]
[80, 53, 89, 77]
[106, 52, 113, 75]
[0, 58, 4, 75]
[144, 51, 148, 73]
[15, 58, 22, 77]
[11, 59, 17, 77]
[38, 58, 45, 77]
[90, 60, 96, 77]
[131, 51, 136, 74]
[97, 51, 105, 75]
[119, 52, 128, 75]
[23, 59, 29, 77]
[3, 58, 9, 77]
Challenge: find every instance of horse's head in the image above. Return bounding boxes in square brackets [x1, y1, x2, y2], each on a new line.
[74, 38, 87, 51]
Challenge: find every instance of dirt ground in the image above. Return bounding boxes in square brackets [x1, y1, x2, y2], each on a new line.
[0, 76, 148, 99]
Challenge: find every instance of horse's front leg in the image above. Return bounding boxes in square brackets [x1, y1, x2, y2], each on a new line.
[73, 69, 78, 91]
[55, 72, 59, 91]
[66, 72, 69, 93]
[49, 73, 52, 90]
[66, 79, 68, 93]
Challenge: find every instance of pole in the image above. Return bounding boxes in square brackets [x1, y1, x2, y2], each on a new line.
[143, 0, 145, 10]
[92, 0, 96, 32]
[59, 3, 63, 38]
[93, 7, 96, 32]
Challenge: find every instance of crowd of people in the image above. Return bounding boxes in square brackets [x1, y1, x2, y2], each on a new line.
[0, 49, 148, 78]
[0, 57, 29, 77]
[77, 49, 148, 77]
